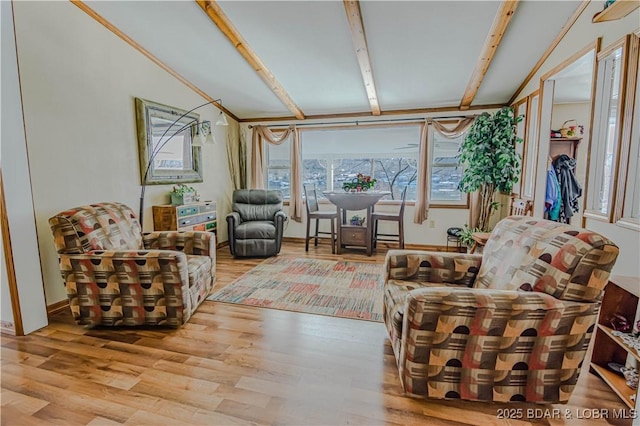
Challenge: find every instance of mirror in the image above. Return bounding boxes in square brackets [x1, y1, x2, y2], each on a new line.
[135, 97, 203, 185]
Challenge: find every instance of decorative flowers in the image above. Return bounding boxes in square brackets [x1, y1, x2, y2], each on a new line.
[343, 173, 376, 192]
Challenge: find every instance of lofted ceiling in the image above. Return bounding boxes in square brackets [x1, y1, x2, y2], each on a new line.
[83, 0, 585, 121]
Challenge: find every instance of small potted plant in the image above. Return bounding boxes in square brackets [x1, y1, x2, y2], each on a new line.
[458, 225, 481, 252]
[170, 184, 197, 205]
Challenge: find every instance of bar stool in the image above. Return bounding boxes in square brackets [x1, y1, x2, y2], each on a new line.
[304, 184, 338, 254]
[371, 187, 407, 249]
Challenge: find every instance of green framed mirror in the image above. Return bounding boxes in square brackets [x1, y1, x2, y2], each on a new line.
[135, 97, 203, 185]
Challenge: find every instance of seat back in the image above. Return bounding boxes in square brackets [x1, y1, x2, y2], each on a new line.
[474, 216, 618, 302]
[510, 196, 533, 216]
[233, 189, 283, 222]
[303, 184, 319, 214]
[49, 202, 143, 254]
[398, 186, 408, 218]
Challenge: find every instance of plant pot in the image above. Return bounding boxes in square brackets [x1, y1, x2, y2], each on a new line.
[171, 192, 196, 206]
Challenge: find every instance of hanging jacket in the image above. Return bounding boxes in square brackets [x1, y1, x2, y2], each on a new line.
[545, 167, 562, 221]
[553, 154, 582, 220]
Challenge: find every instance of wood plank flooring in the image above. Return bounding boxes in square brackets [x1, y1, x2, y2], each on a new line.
[1, 241, 634, 425]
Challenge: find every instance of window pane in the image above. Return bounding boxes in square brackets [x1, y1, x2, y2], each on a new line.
[430, 131, 464, 203]
[590, 47, 622, 215]
[301, 126, 421, 200]
[302, 159, 328, 198]
[523, 94, 539, 199]
[373, 158, 417, 200]
[266, 138, 291, 197]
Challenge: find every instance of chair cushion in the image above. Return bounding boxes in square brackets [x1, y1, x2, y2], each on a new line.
[49, 202, 143, 253]
[475, 216, 619, 302]
[186, 255, 213, 287]
[233, 189, 283, 222]
[234, 221, 276, 239]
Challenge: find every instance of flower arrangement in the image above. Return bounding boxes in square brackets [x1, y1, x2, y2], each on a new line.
[342, 173, 376, 192]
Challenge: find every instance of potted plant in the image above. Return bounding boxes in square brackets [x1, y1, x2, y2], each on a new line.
[458, 225, 480, 251]
[458, 107, 522, 231]
[170, 184, 197, 205]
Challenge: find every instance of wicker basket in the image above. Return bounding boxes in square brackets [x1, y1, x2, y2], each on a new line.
[560, 119, 578, 138]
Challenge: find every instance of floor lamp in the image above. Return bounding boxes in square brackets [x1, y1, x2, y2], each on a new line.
[139, 99, 228, 228]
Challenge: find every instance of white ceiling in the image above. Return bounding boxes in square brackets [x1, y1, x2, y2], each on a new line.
[85, 0, 584, 121]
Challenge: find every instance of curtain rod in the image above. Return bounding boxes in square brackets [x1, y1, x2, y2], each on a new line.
[247, 114, 478, 129]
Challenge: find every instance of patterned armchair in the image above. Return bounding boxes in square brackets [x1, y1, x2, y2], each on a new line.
[383, 216, 619, 403]
[49, 202, 215, 327]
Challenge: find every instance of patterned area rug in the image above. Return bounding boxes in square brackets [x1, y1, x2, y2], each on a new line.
[208, 257, 384, 322]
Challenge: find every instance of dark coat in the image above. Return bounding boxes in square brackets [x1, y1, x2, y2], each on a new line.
[553, 155, 582, 220]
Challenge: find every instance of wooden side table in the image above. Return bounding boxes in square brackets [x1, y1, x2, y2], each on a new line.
[469, 232, 491, 254]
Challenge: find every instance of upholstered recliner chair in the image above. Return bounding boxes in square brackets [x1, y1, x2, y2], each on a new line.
[383, 216, 619, 404]
[49, 202, 215, 327]
[226, 189, 287, 257]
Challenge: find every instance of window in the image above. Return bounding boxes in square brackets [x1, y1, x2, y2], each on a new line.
[265, 137, 291, 198]
[429, 129, 466, 205]
[300, 126, 420, 201]
[512, 99, 528, 196]
[617, 34, 640, 229]
[586, 40, 626, 221]
[522, 91, 539, 200]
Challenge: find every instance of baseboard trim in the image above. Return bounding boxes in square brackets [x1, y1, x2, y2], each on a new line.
[0, 320, 16, 335]
[282, 237, 462, 253]
[47, 299, 69, 317]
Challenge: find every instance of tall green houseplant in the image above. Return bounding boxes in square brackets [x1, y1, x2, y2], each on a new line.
[458, 107, 522, 231]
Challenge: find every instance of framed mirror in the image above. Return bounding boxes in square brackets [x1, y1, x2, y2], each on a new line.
[135, 97, 203, 185]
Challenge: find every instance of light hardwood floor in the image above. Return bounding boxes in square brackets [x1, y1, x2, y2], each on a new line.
[1, 241, 633, 425]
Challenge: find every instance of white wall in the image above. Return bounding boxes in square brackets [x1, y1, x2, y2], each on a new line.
[1, 0, 49, 333]
[12, 1, 235, 306]
[513, 1, 639, 277]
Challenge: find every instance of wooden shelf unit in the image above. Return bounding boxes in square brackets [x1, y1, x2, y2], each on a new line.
[550, 137, 582, 159]
[592, 0, 640, 23]
[152, 201, 217, 233]
[589, 275, 640, 409]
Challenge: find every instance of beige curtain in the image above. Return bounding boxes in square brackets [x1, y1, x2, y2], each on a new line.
[413, 117, 475, 224]
[226, 125, 246, 190]
[413, 121, 430, 224]
[250, 125, 303, 222]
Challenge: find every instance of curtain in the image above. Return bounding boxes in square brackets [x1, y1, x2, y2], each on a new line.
[413, 121, 430, 224]
[250, 125, 303, 222]
[413, 117, 475, 224]
[226, 125, 246, 190]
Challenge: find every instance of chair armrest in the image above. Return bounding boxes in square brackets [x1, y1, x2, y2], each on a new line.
[397, 287, 599, 399]
[226, 211, 242, 227]
[384, 250, 482, 287]
[143, 231, 216, 259]
[274, 210, 287, 224]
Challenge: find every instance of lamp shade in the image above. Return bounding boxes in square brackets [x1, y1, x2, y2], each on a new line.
[216, 111, 228, 126]
[193, 127, 205, 147]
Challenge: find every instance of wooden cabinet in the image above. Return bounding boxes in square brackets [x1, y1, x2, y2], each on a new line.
[340, 225, 367, 246]
[589, 275, 640, 409]
[152, 201, 217, 233]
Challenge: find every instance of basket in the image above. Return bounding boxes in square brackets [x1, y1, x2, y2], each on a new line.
[560, 119, 578, 138]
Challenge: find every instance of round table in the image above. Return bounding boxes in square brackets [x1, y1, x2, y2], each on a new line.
[323, 191, 390, 255]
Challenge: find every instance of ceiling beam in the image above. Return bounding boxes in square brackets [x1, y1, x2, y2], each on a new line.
[508, 1, 590, 105]
[343, 1, 381, 116]
[459, 1, 519, 110]
[196, 0, 305, 120]
[70, 1, 238, 122]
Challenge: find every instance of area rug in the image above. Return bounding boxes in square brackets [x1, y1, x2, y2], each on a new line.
[208, 257, 384, 322]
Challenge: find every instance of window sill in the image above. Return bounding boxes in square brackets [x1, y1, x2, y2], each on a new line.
[584, 210, 613, 223]
[616, 218, 640, 232]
